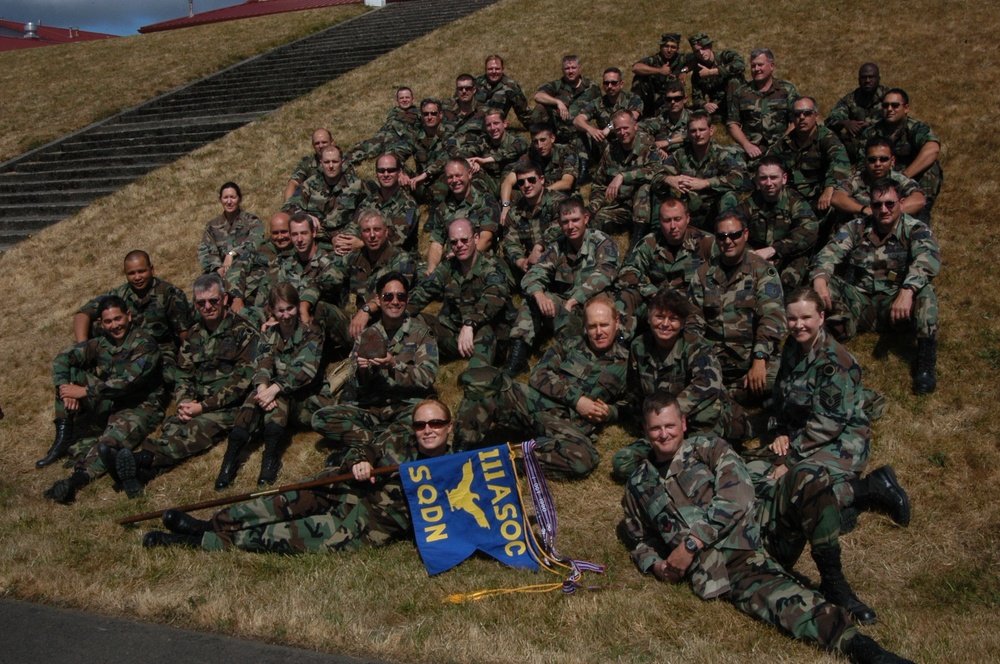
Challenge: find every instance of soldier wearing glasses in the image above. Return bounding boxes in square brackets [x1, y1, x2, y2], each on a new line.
[361, 153, 419, 251]
[831, 138, 926, 222]
[500, 162, 565, 281]
[572, 66, 643, 163]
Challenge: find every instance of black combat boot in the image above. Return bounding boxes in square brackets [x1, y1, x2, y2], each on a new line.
[35, 418, 75, 469]
[142, 531, 201, 549]
[116, 449, 154, 499]
[97, 443, 121, 486]
[842, 633, 915, 663]
[628, 223, 649, 252]
[851, 465, 911, 526]
[162, 509, 212, 536]
[811, 544, 877, 625]
[43, 471, 91, 504]
[502, 339, 529, 378]
[256, 423, 284, 487]
[215, 426, 250, 490]
[912, 336, 938, 395]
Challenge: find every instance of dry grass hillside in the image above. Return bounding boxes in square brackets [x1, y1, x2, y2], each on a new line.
[1, 0, 998, 661]
[0, 3, 367, 162]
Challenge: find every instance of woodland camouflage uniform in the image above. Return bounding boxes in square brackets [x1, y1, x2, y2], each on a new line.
[727, 78, 800, 152]
[656, 141, 750, 230]
[197, 210, 265, 275]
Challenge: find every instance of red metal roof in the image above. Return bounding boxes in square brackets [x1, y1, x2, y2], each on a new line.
[139, 0, 383, 34]
[0, 20, 116, 51]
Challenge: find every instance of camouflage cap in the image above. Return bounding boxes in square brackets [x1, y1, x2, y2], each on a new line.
[459, 366, 511, 400]
[660, 32, 682, 45]
[689, 33, 712, 47]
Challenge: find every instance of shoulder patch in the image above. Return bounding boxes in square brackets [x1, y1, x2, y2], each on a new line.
[764, 281, 782, 298]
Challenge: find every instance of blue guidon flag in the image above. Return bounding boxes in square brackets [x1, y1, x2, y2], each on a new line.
[401, 444, 537, 575]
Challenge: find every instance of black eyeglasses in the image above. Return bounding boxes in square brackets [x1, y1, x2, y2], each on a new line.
[456, 85, 475, 92]
[603, 80, 621, 86]
[871, 200, 897, 210]
[422, 111, 440, 116]
[413, 419, 450, 431]
[866, 156, 891, 164]
[449, 236, 474, 246]
[715, 230, 744, 242]
[379, 292, 408, 302]
[194, 297, 222, 308]
[665, 95, 685, 103]
[792, 109, 817, 117]
[882, 102, 902, 109]
[515, 176, 539, 188]
[376, 167, 400, 174]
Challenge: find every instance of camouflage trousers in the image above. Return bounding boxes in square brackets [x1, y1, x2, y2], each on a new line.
[311, 402, 417, 451]
[771, 253, 811, 295]
[138, 408, 239, 469]
[916, 161, 943, 224]
[717, 349, 779, 405]
[417, 312, 498, 370]
[614, 288, 646, 341]
[587, 182, 652, 232]
[235, 385, 331, 434]
[824, 277, 938, 341]
[746, 445, 865, 513]
[756, 462, 842, 569]
[454, 380, 600, 479]
[314, 301, 354, 352]
[510, 293, 585, 347]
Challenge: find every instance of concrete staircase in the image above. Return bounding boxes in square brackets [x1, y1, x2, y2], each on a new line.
[0, 0, 498, 252]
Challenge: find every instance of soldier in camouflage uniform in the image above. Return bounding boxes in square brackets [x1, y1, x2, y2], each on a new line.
[860, 88, 943, 223]
[476, 55, 532, 129]
[407, 218, 513, 370]
[284, 128, 332, 202]
[573, 67, 643, 163]
[532, 55, 601, 145]
[500, 125, 579, 209]
[228, 212, 295, 326]
[824, 63, 888, 166]
[588, 110, 665, 244]
[811, 179, 941, 394]
[500, 163, 565, 281]
[41, 296, 167, 503]
[687, 211, 787, 404]
[618, 393, 913, 662]
[685, 33, 746, 125]
[392, 98, 454, 205]
[143, 399, 454, 554]
[638, 80, 689, 155]
[214, 283, 327, 490]
[113, 274, 258, 498]
[503, 197, 620, 376]
[282, 145, 367, 253]
[454, 296, 628, 479]
[425, 158, 501, 275]
[727, 48, 799, 160]
[654, 110, 751, 230]
[74, 250, 192, 384]
[346, 87, 420, 167]
[198, 181, 264, 277]
[630, 32, 685, 119]
[313, 272, 437, 466]
[615, 197, 715, 339]
[361, 153, 420, 251]
[465, 108, 529, 199]
[441, 73, 486, 139]
[611, 290, 750, 483]
[830, 138, 926, 225]
[719, 156, 819, 292]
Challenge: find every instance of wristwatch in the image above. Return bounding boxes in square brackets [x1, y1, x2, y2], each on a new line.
[463, 319, 477, 330]
[753, 350, 767, 360]
[361, 304, 372, 314]
[684, 536, 700, 554]
[501, 201, 511, 208]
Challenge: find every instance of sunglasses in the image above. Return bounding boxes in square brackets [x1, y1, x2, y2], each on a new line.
[665, 95, 686, 103]
[882, 102, 903, 109]
[715, 230, 744, 242]
[515, 175, 539, 188]
[379, 292, 408, 302]
[413, 419, 450, 431]
[603, 80, 621, 86]
[422, 111, 440, 116]
[456, 85, 475, 92]
[376, 167, 400, 174]
[449, 236, 474, 246]
[194, 297, 222, 308]
[866, 156, 891, 164]
[792, 109, 817, 117]
[871, 200, 897, 210]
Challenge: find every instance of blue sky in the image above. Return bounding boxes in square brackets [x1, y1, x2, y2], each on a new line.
[2, 0, 241, 36]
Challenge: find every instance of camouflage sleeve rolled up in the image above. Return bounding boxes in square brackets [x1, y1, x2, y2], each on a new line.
[176, 313, 257, 411]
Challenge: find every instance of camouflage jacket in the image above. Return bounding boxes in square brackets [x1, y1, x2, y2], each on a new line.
[344, 315, 438, 408]
[345, 244, 418, 309]
[834, 168, 922, 208]
[515, 143, 579, 190]
[579, 90, 644, 131]
[810, 212, 940, 296]
[427, 187, 501, 246]
[686, 49, 747, 108]
[252, 320, 324, 396]
[278, 246, 347, 308]
[502, 189, 566, 266]
[360, 182, 420, 251]
[390, 125, 453, 181]
[631, 51, 686, 96]
[475, 74, 532, 128]
[727, 78, 800, 149]
[663, 141, 750, 194]
[441, 97, 486, 138]
[824, 85, 889, 132]
[860, 117, 942, 174]
[78, 277, 193, 353]
[639, 109, 688, 148]
[721, 187, 819, 261]
[289, 153, 322, 186]
[528, 334, 629, 432]
[283, 172, 368, 241]
[537, 76, 602, 120]
[767, 125, 852, 204]
[465, 131, 529, 192]
[688, 252, 787, 360]
[627, 331, 725, 433]
[591, 131, 665, 190]
[347, 105, 422, 164]
[228, 241, 295, 306]
[407, 252, 512, 332]
[772, 328, 870, 467]
[175, 311, 257, 411]
[198, 210, 265, 274]
[522, 228, 620, 302]
[53, 325, 165, 408]
[620, 433, 760, 599]
[617, 227, 716, 299]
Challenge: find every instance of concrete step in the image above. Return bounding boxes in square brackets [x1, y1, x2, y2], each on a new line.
[0, 174, 135, 192]
[0, 187, 120, 205]
[11, 153, 188, 173]
[28, 140, 219, 163]
[0, 215, 71, 232]
[0, 201, 90, 218]
[4, 163, 168, 180]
